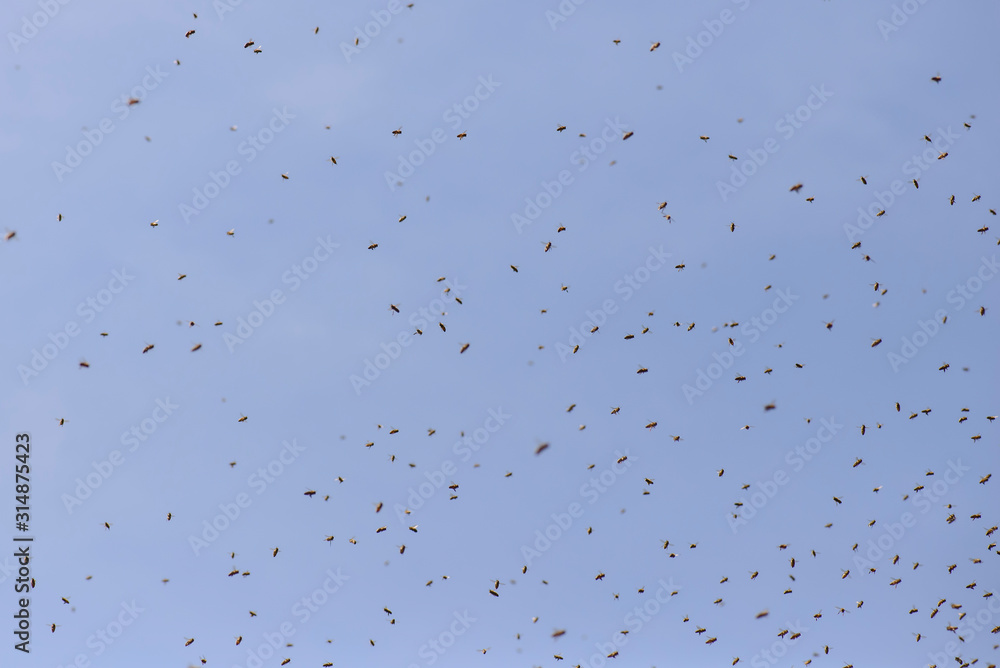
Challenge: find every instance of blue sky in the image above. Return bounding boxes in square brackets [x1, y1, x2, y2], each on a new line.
[2, 1, 999, 666]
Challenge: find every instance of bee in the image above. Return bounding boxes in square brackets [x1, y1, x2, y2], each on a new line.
[937, 152, 948, 160]
[674, 263, 685, 271]
[734, 375, 746, 383]
[833, 496, 842, 504]
[789, 183, 803, 192]
[456, 132, 467, 140]
[185, 29, 195, 38]
[238, 414, 248, 422]
[595, 572, 605, 580]
[859, 176, 868, 185]
[543, 241, 552, 252]
[535, 443, 550, 455]
[912, 179, 919, 188]
[853, 458, 863, 468]
[459, 343, 469, 353]
[185, 638, 195, 646]
[167, 512, 172, 521]
[392, 127, 402, 136]
[730, 221, 737, 232]
[931, 74, 941, 83]
[950, 194, 955, 205]
[408, 525, 418, 533]
[622, 131, 633, 140]
[636, 366, 648, 374]
[649, 41, 660, 51]
[368, 242, 378, 250]
[889, 578, 901, 587]
[191, 343, 201, 352]
[611, 407, 620, 415]
[939, 362, 950, 372]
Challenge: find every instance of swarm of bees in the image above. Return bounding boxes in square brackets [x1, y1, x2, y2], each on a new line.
[11, 8, 996, 668]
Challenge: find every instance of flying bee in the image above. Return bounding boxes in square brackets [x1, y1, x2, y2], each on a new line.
[392, 127, 402, 136]
[636, 366, 648, 374]
[645, 421, 657, 430]
[459, 343, 469, 353]
[622, 131, 633, 140]
[789, 183, 803, 192]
